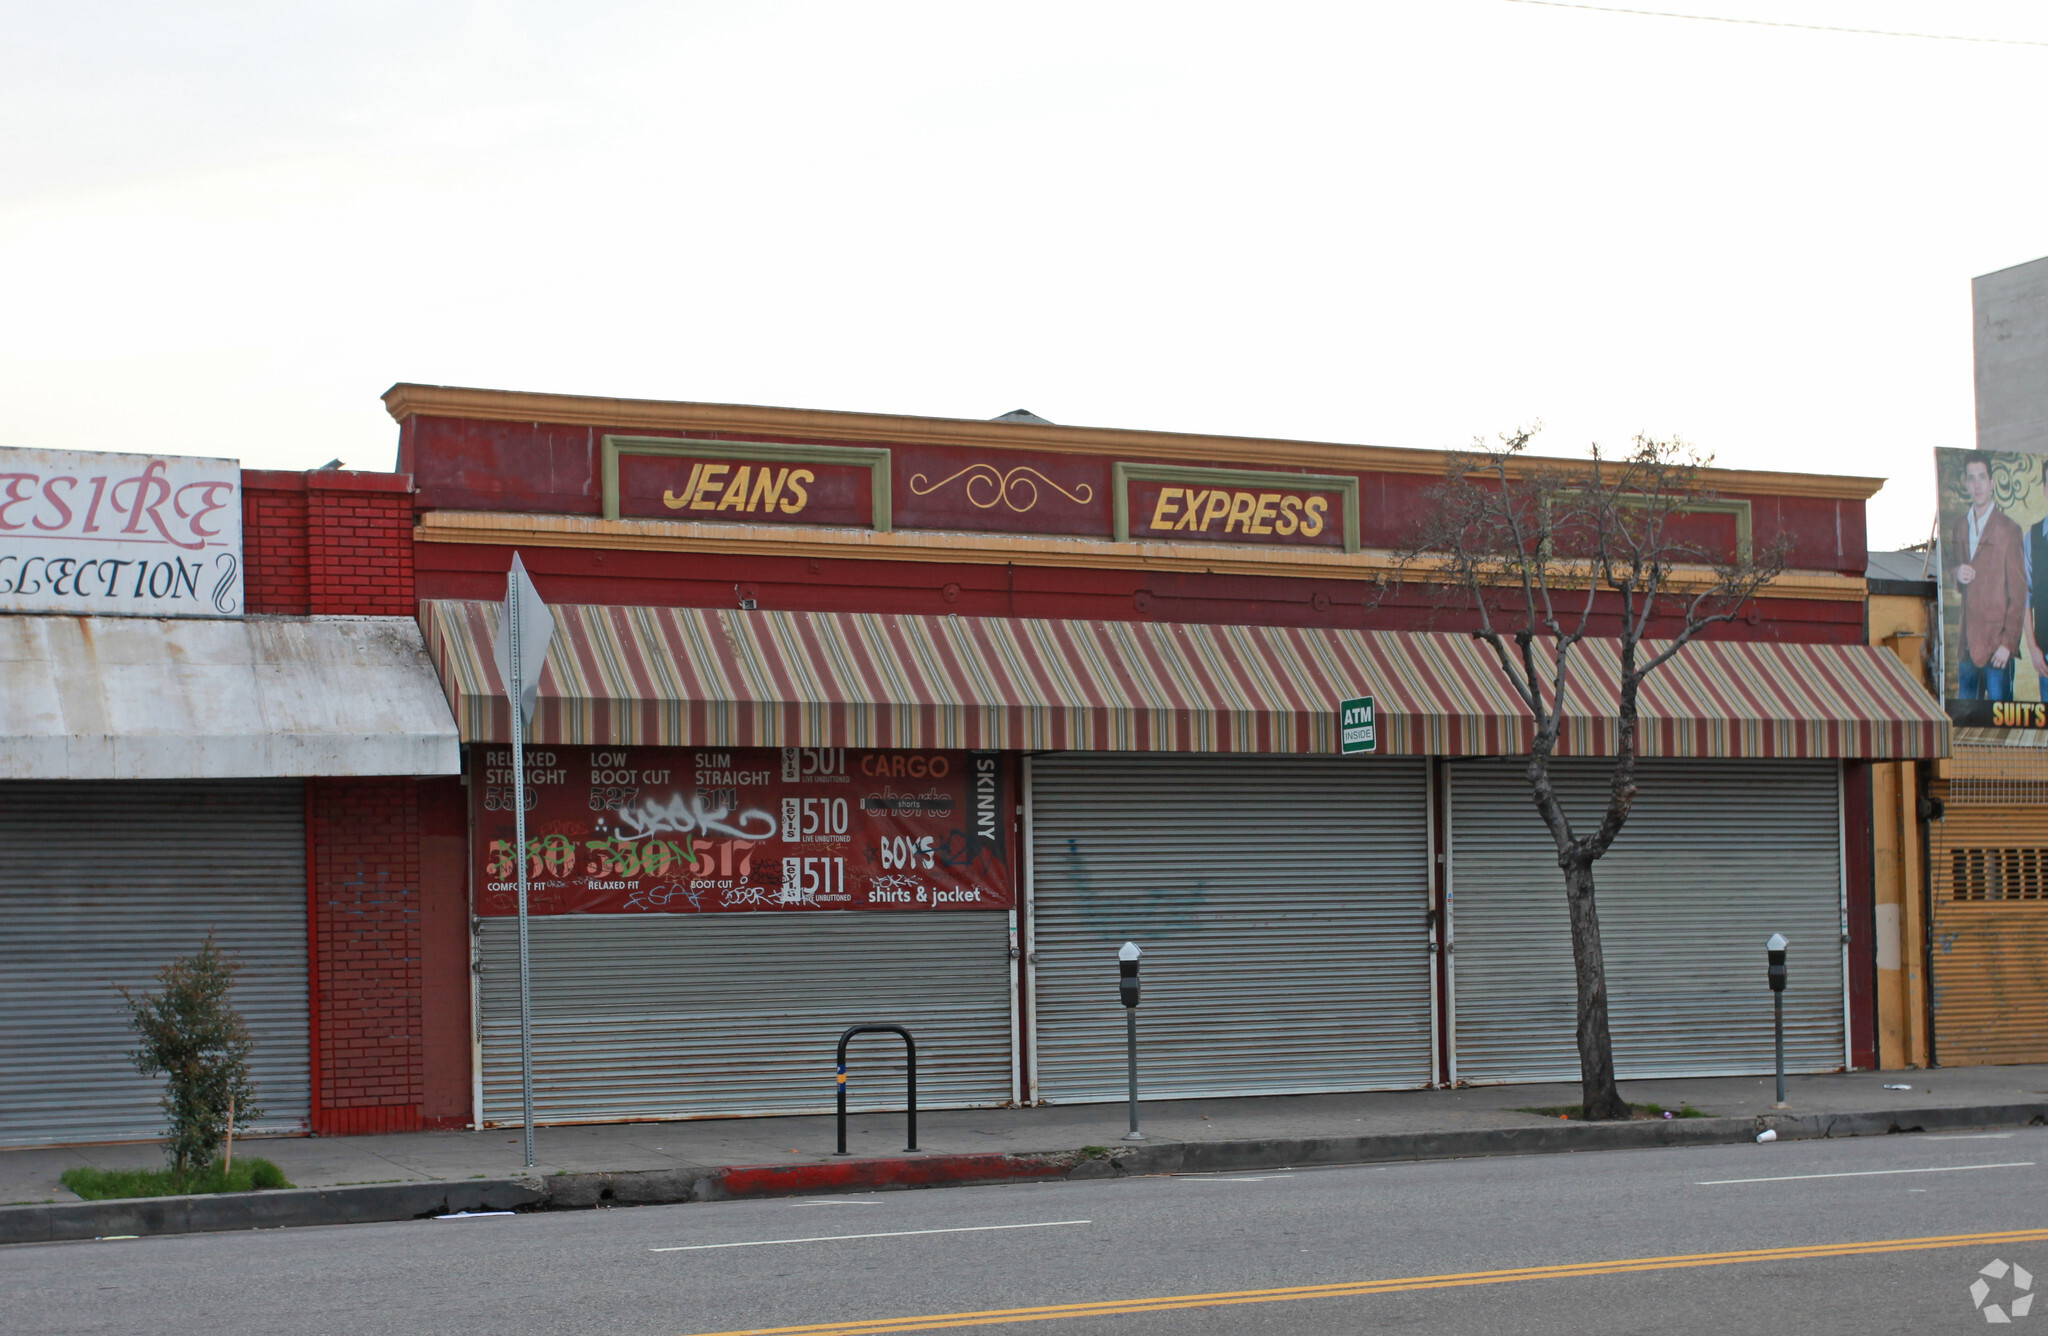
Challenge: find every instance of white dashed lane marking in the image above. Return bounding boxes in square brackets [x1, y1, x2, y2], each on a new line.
[650, 1220, 1092, 1252]
[1696, 1162, 2034, 1186]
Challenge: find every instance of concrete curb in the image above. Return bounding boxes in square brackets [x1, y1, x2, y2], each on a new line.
[0, 1178, 544, 1246]
[8, 1101, 2043, 1246]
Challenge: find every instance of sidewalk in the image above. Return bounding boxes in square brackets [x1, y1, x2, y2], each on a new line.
[8, 1064, 2045, 1207]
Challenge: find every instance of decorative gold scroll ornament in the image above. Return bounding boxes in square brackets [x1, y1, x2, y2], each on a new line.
[907, 464, 1093, 513]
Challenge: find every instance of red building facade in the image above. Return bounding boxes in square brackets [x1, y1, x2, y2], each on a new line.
[212, 385, 1943, 1137]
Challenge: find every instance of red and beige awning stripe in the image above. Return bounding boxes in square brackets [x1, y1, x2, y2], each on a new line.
[417, 600, 1947, 758]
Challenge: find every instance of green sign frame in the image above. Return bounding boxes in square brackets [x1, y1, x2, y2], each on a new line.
[1339, 696, 1377, 755]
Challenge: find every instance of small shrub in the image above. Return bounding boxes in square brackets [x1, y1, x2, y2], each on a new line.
[118, 936, 263, 1177]
[60, 1157, 292, 1201]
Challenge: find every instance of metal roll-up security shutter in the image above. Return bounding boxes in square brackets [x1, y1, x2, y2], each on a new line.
[1449, 759, 1843, 1083]
[0, 781, 309, 1147]
[1928, 803, 2048, 1066]
[1029, 753, 1433, 1102]
[477, 912, 1014, 1124]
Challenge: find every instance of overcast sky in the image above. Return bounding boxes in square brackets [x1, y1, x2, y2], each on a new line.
[3, 1, 2043, 551]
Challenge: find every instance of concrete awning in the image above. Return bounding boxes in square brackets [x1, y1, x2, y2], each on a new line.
[0, 615, 460, 779]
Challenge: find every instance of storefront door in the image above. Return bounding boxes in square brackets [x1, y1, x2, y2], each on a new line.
[1027, 753, 1435, 1101]
[1447, 758, 1846, 1082]
[0, 780, 310, 1147]
[1927, 799, 2048, 1065]
[470, 744, 1020, 1124]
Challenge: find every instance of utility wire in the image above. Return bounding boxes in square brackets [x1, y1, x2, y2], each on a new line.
[1503, 0, 2048, 48]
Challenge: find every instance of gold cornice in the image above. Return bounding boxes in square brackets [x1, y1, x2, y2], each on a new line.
[382, 383, 1886, 503]
[413, 509, 1869, 602]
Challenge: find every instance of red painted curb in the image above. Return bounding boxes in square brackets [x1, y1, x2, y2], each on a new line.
[717, 1152, 1075, 1199]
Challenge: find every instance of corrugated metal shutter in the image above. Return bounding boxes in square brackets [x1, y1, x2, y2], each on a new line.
[0, 781, 309, 1147]
[476, 913, 1014, 1124]
[1928, 804, 2048, 1065]
[1448, 759, 1843, 1083]
[1028, 753, 1433, 1102]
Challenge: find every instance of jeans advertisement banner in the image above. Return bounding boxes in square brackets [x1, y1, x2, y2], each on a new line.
[471, 744, 1013, 915]
[1938, 445, 2048, 727]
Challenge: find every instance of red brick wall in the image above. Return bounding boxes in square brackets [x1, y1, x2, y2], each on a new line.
[309, 473, 414, 615]
[307, 777, 424, 1135]
[245, 469, 434, 1135]
[241, 469, 413, 617]
[242, 476, 310, 615]
[418, 777, 473, 1128]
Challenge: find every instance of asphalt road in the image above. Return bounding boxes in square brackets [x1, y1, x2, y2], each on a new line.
[8, 1127, 2048, 1335]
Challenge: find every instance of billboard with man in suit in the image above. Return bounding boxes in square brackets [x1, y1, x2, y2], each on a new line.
[1938, 446, 2048, 725]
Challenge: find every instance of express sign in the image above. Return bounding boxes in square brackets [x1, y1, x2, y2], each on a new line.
[472, 745, 1013, 915]
[0, 446, 244, 616]
[1136, 483, 1336, 543]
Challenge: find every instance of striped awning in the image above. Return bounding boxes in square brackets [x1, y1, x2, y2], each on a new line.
[418, 600, 1948, 759]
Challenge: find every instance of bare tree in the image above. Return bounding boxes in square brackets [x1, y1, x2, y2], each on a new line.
[1400, 430, 1789, 1119]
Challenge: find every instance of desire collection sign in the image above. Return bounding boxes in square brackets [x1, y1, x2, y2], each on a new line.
[472, 745, 1012, 915]
[0, 446, 243, 616]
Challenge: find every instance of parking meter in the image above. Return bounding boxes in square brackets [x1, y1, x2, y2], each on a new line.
[1766, 933, 1788, 1107]
[1118, 942, 1143, 1140]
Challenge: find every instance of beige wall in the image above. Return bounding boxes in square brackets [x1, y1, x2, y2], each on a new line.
[1869, 591, 1932, 1069]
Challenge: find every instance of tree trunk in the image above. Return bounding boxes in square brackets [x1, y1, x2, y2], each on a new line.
[1564, 856, 1629, 1120]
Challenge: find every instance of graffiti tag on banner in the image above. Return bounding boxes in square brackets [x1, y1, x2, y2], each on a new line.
[471, 745, 1012, 915]
[0, 446, 243, 616]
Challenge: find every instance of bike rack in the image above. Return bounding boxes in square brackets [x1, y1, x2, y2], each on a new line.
[835, 1024, 917, 1155]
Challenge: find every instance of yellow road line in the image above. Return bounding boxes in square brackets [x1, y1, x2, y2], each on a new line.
[682, 1226, 2048, 1336]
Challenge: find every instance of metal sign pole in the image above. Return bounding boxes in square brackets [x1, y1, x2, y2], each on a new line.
[1124, 1009, 1142, 1141]
[1774, 990, 1786, 1107]
[492, 553, 552, 1175]
[512, 590, 535, 1171]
